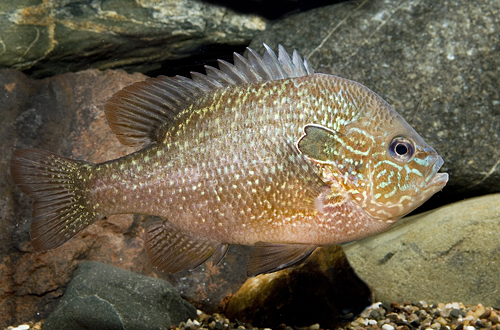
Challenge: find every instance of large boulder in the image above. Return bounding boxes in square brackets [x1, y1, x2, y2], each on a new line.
[0, 0, 266, 77]
[249, 0, 500, 208]
[43, 261, 197, 330]
[343, 193, 500, 307]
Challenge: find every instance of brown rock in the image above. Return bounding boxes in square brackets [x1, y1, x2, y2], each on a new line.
[0, 69, 247, 328]
[1, 68, 145, 327]
[225, 246, 372, 329]
[489, 311, 499, 325]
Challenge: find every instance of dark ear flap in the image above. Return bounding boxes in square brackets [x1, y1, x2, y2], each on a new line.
[296, 124, 339, 163]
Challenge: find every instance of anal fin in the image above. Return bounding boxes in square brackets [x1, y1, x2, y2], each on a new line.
[145, 220, 227, 273]
[247, 242, 316, 277]
[211, 243, 229, 266]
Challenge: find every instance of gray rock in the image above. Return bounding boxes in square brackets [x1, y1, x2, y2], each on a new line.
[0, 0, 266, 77]
[249, 0, 500, 207]
[343, 193, 500, 307]
[43, 261, 197, 330]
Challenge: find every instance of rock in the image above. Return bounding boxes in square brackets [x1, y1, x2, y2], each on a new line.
[0, 68, 144, 328]
[0, 0, 266, 77]
[249, 0, 500, 209]
[0, 69, 248, 328]
[225, 246, 372, 329]
[158, 245, 249, 313]
[343, 193, 500, 307]
[42, 261, 197, 330]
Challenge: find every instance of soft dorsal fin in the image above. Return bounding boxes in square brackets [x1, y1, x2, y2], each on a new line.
[104, 44, 315, 147]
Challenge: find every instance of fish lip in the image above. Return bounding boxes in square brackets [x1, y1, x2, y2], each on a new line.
[424, 156, 448, 189]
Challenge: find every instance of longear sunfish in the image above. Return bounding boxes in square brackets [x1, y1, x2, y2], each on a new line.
[10, 45, 448, 276]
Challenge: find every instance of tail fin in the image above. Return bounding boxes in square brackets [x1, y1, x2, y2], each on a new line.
[10, 149, 98, 251]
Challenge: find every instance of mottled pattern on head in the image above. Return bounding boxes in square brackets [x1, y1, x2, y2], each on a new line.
[293, 75, 447, 221]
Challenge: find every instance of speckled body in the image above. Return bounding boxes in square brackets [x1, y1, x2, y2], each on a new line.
[11, 45, 447, 275]
[84, 74, 422, 245]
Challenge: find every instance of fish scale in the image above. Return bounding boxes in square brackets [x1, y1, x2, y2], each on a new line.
[10, 44, 448, 276]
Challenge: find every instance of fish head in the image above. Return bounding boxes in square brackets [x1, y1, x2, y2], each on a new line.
[297, 79, 448, 222]
[337, 98, 449, 221]
[359, 128, 448, 221]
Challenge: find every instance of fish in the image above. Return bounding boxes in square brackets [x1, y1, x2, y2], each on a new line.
[10, 44, 448, 276]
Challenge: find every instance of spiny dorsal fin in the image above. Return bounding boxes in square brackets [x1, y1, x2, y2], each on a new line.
[104, 44, 315, 147]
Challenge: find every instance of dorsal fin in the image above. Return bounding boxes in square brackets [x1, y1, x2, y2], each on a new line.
[104, 44, 315, 147]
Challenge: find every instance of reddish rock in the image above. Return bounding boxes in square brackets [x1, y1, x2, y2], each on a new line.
[0, 68, 370, 329]
[0, 68, 145, 327]
[0, 69, 248, 328]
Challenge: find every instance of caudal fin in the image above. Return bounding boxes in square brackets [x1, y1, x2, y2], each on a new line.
[10, 149, 98, 251]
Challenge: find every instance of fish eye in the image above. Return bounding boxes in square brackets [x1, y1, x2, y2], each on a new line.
[388, 136, 415, 162]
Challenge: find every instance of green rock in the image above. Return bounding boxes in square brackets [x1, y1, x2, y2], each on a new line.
[0, 0, 266, 77]
[43, 261, 197, 330]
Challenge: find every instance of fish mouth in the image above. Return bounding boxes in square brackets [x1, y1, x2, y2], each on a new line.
[424, 156, 449, 190]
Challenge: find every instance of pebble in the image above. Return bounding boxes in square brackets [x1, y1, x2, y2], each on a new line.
[5, 322, 42, 330]
[5, 302, 500, 330]
[450, 309, 461, 318]
[381, 324, 394, 330]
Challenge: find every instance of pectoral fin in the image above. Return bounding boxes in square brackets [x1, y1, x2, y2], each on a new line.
[145, 220, 228, 273]
[247, 242, 317, 276]
[211, 243, 230, 266]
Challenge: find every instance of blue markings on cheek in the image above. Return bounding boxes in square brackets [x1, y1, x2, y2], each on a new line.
[412, 155, 433, 166]
[404, 164, 423, 177]
[377, 171, 394, 189]
[376, 169, 387, 179]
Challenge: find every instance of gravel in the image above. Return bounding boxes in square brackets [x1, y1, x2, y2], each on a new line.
[5, 301, 500, 330]
[180, 302, 500, 330]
